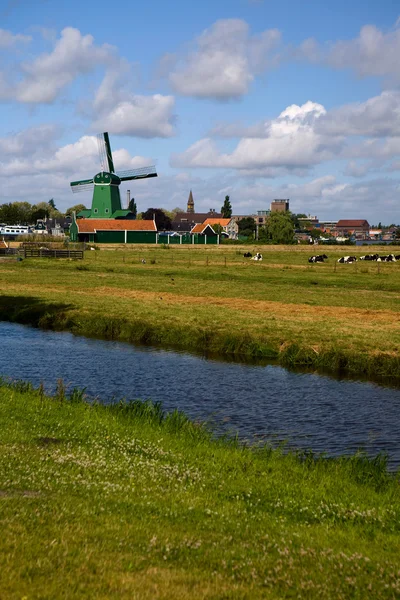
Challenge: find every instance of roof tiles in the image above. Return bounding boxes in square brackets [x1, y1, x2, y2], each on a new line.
[77, 219, 156, 233]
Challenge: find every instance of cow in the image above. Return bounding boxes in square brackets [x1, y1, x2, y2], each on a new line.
[360, 254, 379, 261]
[377, 255, 396, 262]
[243, 252, 252, 258]
[251, 252, 263, 261]
[308, 254, 328, 263]
[337, 256, 357, 263]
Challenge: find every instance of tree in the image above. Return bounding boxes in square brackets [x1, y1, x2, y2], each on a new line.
[164, 207, 185, 221]
[31, 205, 49, 222]
[221, 195, 232, 218]
[237, 217, 256, 239]
[141, 208, 172, 231]
[65, 204, 87, 217]
[128, 198, 137, 219]
[212, 224, 223, 235]
[264, 212, 294, 244]
[0, 202, 32, 224]
[48, 198, 56, 210]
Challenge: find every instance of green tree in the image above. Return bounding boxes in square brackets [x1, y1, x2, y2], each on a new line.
[128, 198, 137, 219]
[65, 204, 87, 217]
[0, 202, 33, 224]
[221, 195, 232, 218]
[237, 217, 256, 239]
[264, 212, 294, 244]
[31, 205, 49, 222]
[141, 208, 172, 231]
[309, 228, 322, 240]
[48, 199, 56, 210]
[212, 223, 223, 235]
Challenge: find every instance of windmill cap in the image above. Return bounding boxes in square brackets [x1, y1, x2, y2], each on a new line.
[94, 172, 121, 185]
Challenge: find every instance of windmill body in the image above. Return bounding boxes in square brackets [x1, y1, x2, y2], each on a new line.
[70, 132, 157, 219]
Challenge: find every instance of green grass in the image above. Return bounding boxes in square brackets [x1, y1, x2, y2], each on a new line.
[1, 244, 400, 382]
[0, 379, 399, 599]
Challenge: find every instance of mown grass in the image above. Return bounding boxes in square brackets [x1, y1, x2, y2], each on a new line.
[1, 244, 400, 382]
[0, 379, 399, 599]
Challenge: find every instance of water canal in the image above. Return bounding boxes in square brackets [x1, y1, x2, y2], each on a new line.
[1, 322, 400, 470]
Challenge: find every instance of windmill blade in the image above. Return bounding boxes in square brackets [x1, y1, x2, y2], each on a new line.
[116, 165, 158, 182]
[97, 132, 115, 173]
[70, 178, 94, 193]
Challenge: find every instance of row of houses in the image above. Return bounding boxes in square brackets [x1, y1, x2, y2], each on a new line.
[4, 192, 393, 244]
[297, 217, 397, 241]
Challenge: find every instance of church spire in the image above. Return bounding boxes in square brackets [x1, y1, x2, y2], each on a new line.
[187, 189, 194, 213]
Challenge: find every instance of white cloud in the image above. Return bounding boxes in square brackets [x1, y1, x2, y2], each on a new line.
[171, 101, 331, 172]
[0, 124, 61, 157]
[92, 93, 176, 138]
[328, 23, 400, 84]
[89, 63, 176, 138]
[166, 19, 281, 99]
[0, 28, 31, 48]
[175, 93, 400, 175]
[0, 27, 116, 104]
[316, 91, 400, 137]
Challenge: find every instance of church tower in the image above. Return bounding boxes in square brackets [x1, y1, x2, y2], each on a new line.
[187, 189, 194, 213]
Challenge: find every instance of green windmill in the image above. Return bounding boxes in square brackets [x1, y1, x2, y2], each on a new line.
[70, 132, 157, 219]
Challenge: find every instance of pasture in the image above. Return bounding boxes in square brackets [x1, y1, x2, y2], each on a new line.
[0, 379, 399, 599]
[1, 243, 400, 382]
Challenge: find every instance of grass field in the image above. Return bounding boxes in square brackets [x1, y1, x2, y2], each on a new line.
[1, 243, 400, 382]
[0, 379, 399, 599]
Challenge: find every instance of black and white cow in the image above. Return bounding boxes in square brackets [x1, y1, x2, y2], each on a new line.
[377, 254, 396, 262]
[308, 254, 328, 263]
[251, 252, 263, 261]
[337, 256, 357, 263]
[360, 254, 379, 261]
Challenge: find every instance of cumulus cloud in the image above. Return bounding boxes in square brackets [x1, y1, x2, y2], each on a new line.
[316, 91, 400, 137]
[90, 65, 176, 138]
[92, 90, 176, 138]
[166, 19, 281, 99]
[175, 92, 400, 176]
[0, 124, 61, 157]
[328, 22, 400, 84]
[171, 101, 333, 173]
[0, 28, 31, 47]
[0, 27, 115, 104]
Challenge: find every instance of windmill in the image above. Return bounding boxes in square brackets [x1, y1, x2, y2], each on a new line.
[70, 132, 157, 219]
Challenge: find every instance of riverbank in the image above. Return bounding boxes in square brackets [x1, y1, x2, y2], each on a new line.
[1, 245, 400, 383]
[0, 379, 399, 599]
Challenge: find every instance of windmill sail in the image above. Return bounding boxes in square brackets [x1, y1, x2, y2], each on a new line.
[116, 166, 157, 182]
[70, 178, 94, 193]
[96, 132, 115, 173]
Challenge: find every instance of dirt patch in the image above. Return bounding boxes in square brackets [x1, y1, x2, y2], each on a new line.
[4, 282, 400, 330]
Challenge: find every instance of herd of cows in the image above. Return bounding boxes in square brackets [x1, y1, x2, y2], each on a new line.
[243, 251, 400, 264]
[308, 253, 400, 263]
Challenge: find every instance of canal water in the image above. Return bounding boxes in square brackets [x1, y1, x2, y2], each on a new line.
[1, 322, 400, 469]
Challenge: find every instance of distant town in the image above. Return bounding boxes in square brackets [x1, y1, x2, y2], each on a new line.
[0, 191, 399, 245]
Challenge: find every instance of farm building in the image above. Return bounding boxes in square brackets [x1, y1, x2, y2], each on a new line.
[69, 216, 157, 244]
[336, 220, 370, 238]
[70, 214, 220, 245]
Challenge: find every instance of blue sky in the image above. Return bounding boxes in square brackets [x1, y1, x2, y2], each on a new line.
[1, 0, 400, 223]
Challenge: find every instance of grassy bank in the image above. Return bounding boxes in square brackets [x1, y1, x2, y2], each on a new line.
[1, 244, 400, 382]
[0, 380, 399, 599]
